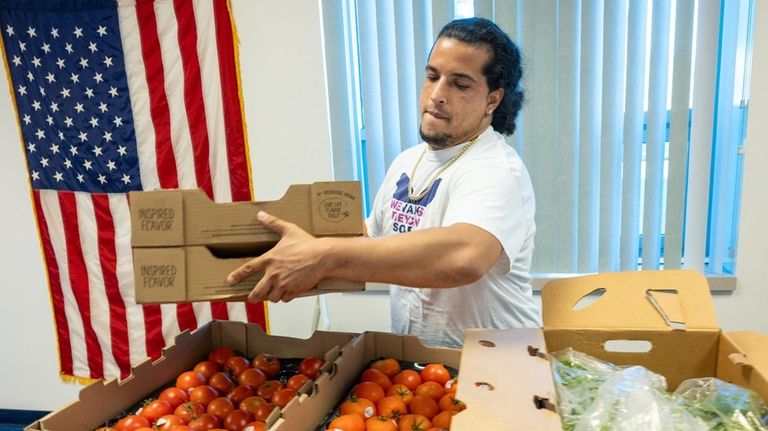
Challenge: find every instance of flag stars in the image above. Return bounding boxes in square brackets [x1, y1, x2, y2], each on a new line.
[84, 87, 95, 98]
[31, 56, 42, 67]
[27, 142, 36, 153]
[56, 58, 65, 69]
[74, 102, 85, 113]
[64, 158, 73, 169]
[35, 128, 45, 140]
[73, 26, 83, 38]
[31, 171, 40, 181]
[70, 73, 80, 83]
[41, 42, 51, 54]
[31, 100, 41, 111]
[22, 114, 31, 125]
[26, 71, 34, 82]
[97, 174, 107, 185]
[50, 101, 59, 112]
[60, 87, 71, 98]
[98, 102, 108, 113]
[50, 143, 60, 154]
[93, 145, 103, 157]
[11, 55, 21, 66]
[121, 173, 131, 185]
[58, 131, 65, 140]
[89, 116, 99, 128]
[69, 145, 78, 156]
[83, 159, 93, 171]
[88, 42, 98, 53]
[50, 27, 59, 39]
[26, 26, 37, 38]
[17, 84, 27, 96]
[40, 157, 49, 167]
[45, 72, 55, 83]
[64, 116, 73, 127]
[39, 86, 46, 97]
[53, 171, 64, 182]
[18, 41, 26, 52]
[117, 145, 127, 156]
[93, 72, 103, 83]
[76, 173, 85, 183]
[113, 116, 123, 127]
[96, 25, 107, 37]
[106, 160, 116, 171]
[65, 43, 73, 54]
[108, 87, 118, 97]
[103, 131, 112, 142]
[79, 57, 89, 68]
[46, 115, 54, 126]
[78, 130, 88, 142]
[103, 56, 113, 68]
[5, 25, 13, 37]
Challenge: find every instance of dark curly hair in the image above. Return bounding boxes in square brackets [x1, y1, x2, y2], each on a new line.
[437, 18, 524, 136]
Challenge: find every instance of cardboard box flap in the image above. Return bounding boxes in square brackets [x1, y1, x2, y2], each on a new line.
[541, 270, 718, 330]
[718, 331, 768, 402]
[452, 328, 562, 431]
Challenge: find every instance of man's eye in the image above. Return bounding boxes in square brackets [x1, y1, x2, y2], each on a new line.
[455, 83, 470, 90]
[426, 75, 438, 82]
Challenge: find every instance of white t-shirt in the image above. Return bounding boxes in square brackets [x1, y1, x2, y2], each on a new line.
[366, 126, 540, 348]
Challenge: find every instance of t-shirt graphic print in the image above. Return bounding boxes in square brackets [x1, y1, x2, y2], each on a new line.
[389, 173, 441, 233]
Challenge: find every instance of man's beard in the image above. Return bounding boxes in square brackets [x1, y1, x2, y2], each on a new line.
[419, 127, 452, 149]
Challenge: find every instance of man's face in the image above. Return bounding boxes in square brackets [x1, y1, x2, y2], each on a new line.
[419, 37, 502, 148]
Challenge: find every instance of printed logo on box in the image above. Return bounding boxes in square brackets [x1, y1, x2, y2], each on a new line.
[141, 264, 177, 288]
[138, 208, 176, 231]
[318, 198, 351, 223]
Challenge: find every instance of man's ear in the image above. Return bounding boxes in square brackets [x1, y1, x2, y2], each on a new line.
[487, 87, 504, 111]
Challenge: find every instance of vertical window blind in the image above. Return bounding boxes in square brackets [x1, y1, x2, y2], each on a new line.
[321, 0, 753, 277]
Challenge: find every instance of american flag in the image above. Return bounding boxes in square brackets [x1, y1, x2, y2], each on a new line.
[0, 0, 266, 381]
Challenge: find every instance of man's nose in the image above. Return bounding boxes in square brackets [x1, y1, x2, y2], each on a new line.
[430, 79, 447, 104]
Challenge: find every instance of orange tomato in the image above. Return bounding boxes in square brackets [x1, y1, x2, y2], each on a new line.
[430, 411, 455, 428]
[376, 396, 407, 419]
[425, 428, 447, 431]
[392, 370, 421, 391]
[409, 395, 439, 420]
[419, 364, 450, 386]
[370, 358, 400, 378]
[159, 387, 190, 409]
[360, 368, 393, 391]
[396, 414, 432, 431]
[327, 414, 365, 431]
[365, 415, 398, 431]
[414, 381, 444, 401]
[353, 382, 386, 403]
[241, 422, 267, 431]
[386, 384, 414, 406]
[438, 393, 466, 413]
[340, 396, 377, 419]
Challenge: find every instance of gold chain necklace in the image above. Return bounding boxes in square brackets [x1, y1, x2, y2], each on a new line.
[407, 136, 479, 201]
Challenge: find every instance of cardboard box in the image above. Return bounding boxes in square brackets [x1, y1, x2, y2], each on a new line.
[132, 245, 363, 303]
[129, 181, 366, 303]
[25, 322, 358, 431]
[129, 182, 363, 248]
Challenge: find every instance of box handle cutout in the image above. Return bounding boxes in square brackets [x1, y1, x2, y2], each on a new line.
[533, 395, 557, 413]
[572, 288, 606, 311]
[474, 381, 495, 391]
[728, 352, 754, 371]
[604, 339, 652, 353]
[527, 345, 547, 359]
[478, 340, 496, 348]
[645, 289, 686, 330]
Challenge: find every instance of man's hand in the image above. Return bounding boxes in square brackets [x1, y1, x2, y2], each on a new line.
[226, 211, 327, 303]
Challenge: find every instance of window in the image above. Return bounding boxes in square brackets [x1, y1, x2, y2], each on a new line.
[321, 0, 754, 277]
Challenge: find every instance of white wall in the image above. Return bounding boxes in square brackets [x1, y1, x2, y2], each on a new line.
[1, 0, 766, 413]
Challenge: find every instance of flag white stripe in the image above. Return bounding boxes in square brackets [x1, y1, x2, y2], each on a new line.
[110, 194, 146, 365]
[155, 0, 197, 190]
[194, 0, 232, 204]
[40, 190, 89, 377]
[117, 3, 160, 190]
[76, 193, 120, 378]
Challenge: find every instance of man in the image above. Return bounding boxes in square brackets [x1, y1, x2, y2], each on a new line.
[227, 17, 539, 348]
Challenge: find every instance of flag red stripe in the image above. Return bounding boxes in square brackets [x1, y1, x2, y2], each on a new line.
[58, 192, 104, 379]
[33, 191, 74, 376]
[177, 303, 198, 332]
[173, 0, 214, 199]
[91, 194, 132, 379]
[211, 302, 229, 320]
[136, 0, 179, 189]
[142, 304, 164, 361]
[213, 0, 250, 202]
[245, 302, 267, 330]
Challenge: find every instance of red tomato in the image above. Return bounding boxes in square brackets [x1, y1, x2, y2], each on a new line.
[370, 358, 401, 378]
[187, 413, 220, 431]
[168, 426, 192, 431]
[226, 384, 255, 404]
[208, 372, 235, 395]
[224, 356, 251, 377]
[286, 373, 311, 391]
[419, 364, 450, 386]
[251, 353, 281, 378]
[206, 397, 234, 421]
[222, 409, 254, 431]
[237, 367, 267, 389]
[326, 414, 365, 431]
[360, 368, 393, 391]
[241, 422, 267, 431]
[138, 399, 173, 422]
[193, 361, 221, 380]
[189, 385, 219, 407]
[176, 371, 207, 392]
[271, 388, 297, 408]
[154, 415, 183, 431]
[298, 357, 324, 380]
[392, 370, 421, 391]
[256, 380, 284, 402]
[115, 415, 150, 431]
[252, 403, 277, 423]
[208, 347, 235, 366]
[159, 387, 190, 409]
[174, 401, 206, 424]
[238, 396, 268, 415]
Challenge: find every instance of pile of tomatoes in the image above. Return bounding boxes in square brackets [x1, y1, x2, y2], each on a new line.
[325, 359, 466, 431]
[98, 346, 326, 431]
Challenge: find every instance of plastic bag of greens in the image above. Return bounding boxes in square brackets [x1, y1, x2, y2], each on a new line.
[550, 348, 620, 431]
[573, 366, 708, 431]
[674, 378, 768, 430]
